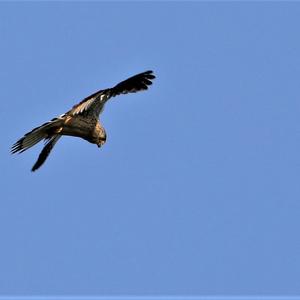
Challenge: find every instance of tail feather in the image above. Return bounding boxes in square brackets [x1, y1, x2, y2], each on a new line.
[31, 135, 61, 172]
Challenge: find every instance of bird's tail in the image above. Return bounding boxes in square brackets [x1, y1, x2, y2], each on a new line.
[31, 135, 61, 172]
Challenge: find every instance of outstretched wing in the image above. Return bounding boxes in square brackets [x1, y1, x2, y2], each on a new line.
[31, 135, 61, 172]
[110, 70, 155, 96]
[67, 89, 109, 117]
[68, 70, 155, 117]
[11, 117, 63, 154]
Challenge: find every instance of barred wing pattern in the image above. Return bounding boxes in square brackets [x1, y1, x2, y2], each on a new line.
[11, 70, 155, 171]
[11, 117, 64, 154]
[68, 70, 155, 117]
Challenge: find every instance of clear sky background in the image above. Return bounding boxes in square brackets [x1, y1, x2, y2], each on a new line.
[1, 1, 300, 297]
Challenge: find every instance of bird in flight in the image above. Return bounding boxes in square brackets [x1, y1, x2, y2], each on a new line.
[11, 70, 155, 172]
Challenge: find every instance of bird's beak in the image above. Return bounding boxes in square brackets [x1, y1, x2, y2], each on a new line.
[97, 141, 105, 148]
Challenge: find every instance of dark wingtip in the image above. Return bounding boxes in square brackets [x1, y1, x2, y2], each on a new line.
[110, 70, 156, 96]
[143, 70, 155, 79]
[11, 139, 23, 154]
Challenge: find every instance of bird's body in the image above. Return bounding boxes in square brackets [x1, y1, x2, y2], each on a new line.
[11, 70, 155, 171]
[56, 115, 106, 145]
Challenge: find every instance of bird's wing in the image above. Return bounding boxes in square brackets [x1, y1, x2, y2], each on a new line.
[68, 70, 155, 117]
[110, 70, 155, 96]
[11, 116, 64, 154]
[67, 89, 109, 117]
[31, 135, 61, 172]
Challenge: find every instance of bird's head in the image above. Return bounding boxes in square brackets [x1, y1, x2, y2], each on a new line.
[97, 137, 106, 148]
[94, 123, 107, 148]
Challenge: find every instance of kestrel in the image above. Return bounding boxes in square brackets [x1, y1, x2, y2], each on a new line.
[11, 70, 155, 171]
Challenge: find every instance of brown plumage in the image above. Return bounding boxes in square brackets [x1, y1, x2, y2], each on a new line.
[11, 70, 155, 171]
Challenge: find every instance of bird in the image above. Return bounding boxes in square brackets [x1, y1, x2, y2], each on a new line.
[11, 70, 155, 172]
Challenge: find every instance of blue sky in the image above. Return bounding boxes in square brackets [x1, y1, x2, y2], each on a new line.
[1, 1, 300, 297]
